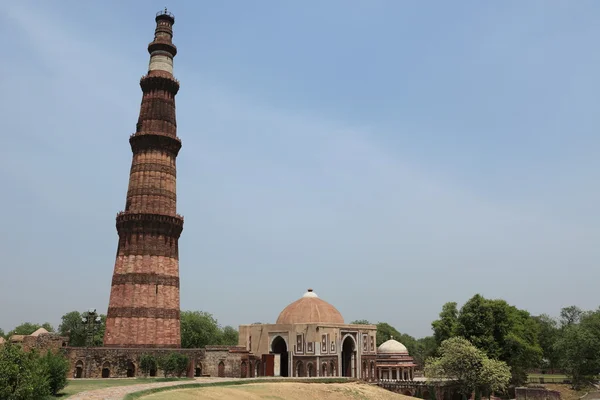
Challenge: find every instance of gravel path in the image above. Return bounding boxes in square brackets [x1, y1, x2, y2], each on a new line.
[68, 377, 242, 400]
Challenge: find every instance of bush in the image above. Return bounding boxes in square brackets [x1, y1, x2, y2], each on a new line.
[157, 353, 189, 378]
[0, 343, 51, 400]
[140, 354, 158, 377]
[42, 350, 69, 395]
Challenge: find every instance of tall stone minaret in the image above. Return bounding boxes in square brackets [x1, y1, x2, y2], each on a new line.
[104, 9, 183, 348]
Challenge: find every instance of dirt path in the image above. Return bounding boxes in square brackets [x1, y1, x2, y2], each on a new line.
[67, 377, 242, 400]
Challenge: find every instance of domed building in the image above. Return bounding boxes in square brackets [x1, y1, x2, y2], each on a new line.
[239, 289, 378, 380]
[376, 337, 417, 381]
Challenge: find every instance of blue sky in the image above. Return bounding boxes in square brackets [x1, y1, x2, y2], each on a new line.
[0, 1, 599, 338]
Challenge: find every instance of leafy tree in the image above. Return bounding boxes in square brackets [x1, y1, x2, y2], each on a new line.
[413, 336, 438, 369]
[432, 302, 459, 345]
[435, 295, 541, 385]
[221, 326, 239, 346]
[181, 310, 240, 348]
[560, 306, 583, 327]
[457, 295, 497, 356]
[554, 310, 600, 389]
[479, 358, 512, 398]
[181, 311, 223, 348]
[42, 350, 69, 395]
[7, 322, 53, 337]
[139, 354, 157, 377]
[425, 337, 510, 400]
[158, 353, 189, 378]
[533, 314, 559, 372]
[0, 328, 5, 338]
[350, 319, 371, 325]
[0, 343, 51, 399]
[58, 311, 106, 347]
[375, 322, 402, 347]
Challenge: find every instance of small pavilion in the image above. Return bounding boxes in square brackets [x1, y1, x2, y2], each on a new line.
[376, 337, 417, 381]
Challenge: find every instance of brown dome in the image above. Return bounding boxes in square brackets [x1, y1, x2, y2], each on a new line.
[276, 289, 344, 325]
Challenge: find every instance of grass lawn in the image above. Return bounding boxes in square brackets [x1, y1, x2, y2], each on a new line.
[57, 378, 189, 398]
[136, 382, 410, 400]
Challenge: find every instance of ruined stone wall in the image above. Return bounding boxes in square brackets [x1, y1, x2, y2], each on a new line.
[22, 334, 68, 353]
[65, 346, 250, 379]
[516, 387, 561, 400]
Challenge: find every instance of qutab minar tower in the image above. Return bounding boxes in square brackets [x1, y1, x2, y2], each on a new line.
[104, 9, 183, 348]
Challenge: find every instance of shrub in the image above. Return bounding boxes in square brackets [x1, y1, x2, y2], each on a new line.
[0, 343, 51, 400]
[140, 354, 158, 377]
[42, 350, 69, 395]
[157, 353, 189, 378]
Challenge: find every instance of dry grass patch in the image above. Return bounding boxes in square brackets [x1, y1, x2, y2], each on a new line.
[142, 381, 412, 400]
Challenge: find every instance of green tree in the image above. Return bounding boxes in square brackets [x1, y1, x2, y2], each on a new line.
[533, 314, 559, 372]
[181, 311, 223, 348]
[554, 310, 600, 389]
[221, 326, 239, 346]
[479, 358, 512, 398]
[375, 322, 402, 347]
[158, 353, 189, 378]
[350, 319, 371, 325]
[0, 343, 51, 400]
[432, 302, 459, 346]
[139, 354, 157, 377]
[457, 295, 497, 356]
[0, 328, 5, 338]
[560, 306, 583, 327]
[7, 322, 47, 337]
[42, 350, 69, 395]
[425, 337, 511, 400]
[58, 311, 106, 347]
[413, 336, 438, 369]
[436, 295, 541, 385]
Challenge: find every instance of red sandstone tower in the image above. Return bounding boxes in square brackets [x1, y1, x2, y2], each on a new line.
[104, 9, 183, 348]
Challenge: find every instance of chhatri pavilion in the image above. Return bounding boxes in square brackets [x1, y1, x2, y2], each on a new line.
[238, 288, 416, 381]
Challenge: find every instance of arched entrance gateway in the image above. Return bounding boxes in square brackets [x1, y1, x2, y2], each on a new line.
[271, 336, 288, 377]
[341, 335, 356, 377]
[126, 360, 135, 377]
[101, 361, 110, 378]
[74, 360, 83, 378]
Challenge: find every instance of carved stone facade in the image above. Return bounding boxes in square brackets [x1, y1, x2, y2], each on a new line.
[239, 289, 378, 380]
[103, 9, 184, 348]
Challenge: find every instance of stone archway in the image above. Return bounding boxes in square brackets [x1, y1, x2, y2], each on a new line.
[296, 361, 304, 377]
[321, 363, 328, 377]
[101, 361, 110, 378]
[255, 360, 261, 377]
[126, 360, 135, 377]
[271, 336, 288, 377]
[241, 361, 248, 378]
[307, 363, 314, 377]
[218, 361, 225, 377]
[330, 360, 336, 376]
[74, 360, 83, 378]
[195, 362, 203, 377]
[341, 335, 356, 377]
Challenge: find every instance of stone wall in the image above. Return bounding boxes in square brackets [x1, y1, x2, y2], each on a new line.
[516, 387, 561, 400]
[64, 346, 253, 379]
[21, 333, 68, 353]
